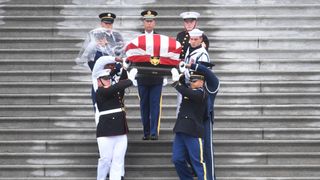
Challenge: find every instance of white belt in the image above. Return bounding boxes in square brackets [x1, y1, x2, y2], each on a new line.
[99, 108, 123, 116]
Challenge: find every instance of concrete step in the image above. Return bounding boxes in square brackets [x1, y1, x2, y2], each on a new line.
[0, 127, 319, 140]
[2, 4, 320, 16]
[1, 47, 320, 59]
[2, 0, 320, 5]
[0, 59, 77, 71]
[1, 104, 320, 117]
[0, 80, 319, 94]
[0, 164, 178, 178]
[1, 115, 320, 129]
[0, 69, 319, 82]
[1, 58, 319, 71]
[1, 152, 320, 166]
[0, 163, 320, 178]
[2, 139, 320, 153]
[214, 58, 320, 71]
[0, 178, 177, 180]
[0, 82, 91, 94]
[218, 178, 320, 180]
[0, 38, 81, 49]
[210, 48, 320, 59]
[210, 37, 320, 49]
[216, 70, 320, 81]
[2, 92, 320, 105]
[0, 177, 319, 180]
[1, 15, 320, 27]
[222, 81, 320, 93]
[215, 116, 320, 128]
[1, 26, 320, 38]
[3, 37, 320, 49]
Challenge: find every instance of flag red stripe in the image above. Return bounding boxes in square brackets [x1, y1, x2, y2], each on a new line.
[160, 57, 181, 66]
[125, 42, 139, 51]
[153, 34, 161, 57]
[168, 37, 176, 52]
[127, 55, 150, 63]
[138, 35, 146, 51]
[127, 55, 181, 66]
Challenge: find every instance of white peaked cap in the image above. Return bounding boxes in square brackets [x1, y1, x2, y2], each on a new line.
[92, 69, 112, 91]
[92, 56, 116, 79]
[97, 69, 111, 78]
[97, 55, 116, 66]
[180, 11, 200, 19]
[189, 28, 204, 37]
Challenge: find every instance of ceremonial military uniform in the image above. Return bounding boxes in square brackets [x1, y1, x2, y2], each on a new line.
[189, 62, 219, 180]
[95, 68, 136, 180]
[136, 10, 163, 140]
[176, 11, 209, 59]
[171, 72, 208, 180]
[96, 73, 130, 137]
[177, 28, 218, 180]
[176, 31, 209, 59]
[90, 12, 124, 69]
[184, 44, 210, 65]
[77, 12, 125, 123]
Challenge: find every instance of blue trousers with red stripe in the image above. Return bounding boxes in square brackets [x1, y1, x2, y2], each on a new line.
[172, 132, 207, 180]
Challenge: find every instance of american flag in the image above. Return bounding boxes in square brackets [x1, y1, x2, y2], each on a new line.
[125, 34, 182, 66]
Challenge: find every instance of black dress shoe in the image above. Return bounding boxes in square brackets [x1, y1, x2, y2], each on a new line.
[142, 135, 150, 140]
[150, 135, 158, 140]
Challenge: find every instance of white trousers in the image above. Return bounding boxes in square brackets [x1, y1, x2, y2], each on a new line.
[97, 135, 127, 180]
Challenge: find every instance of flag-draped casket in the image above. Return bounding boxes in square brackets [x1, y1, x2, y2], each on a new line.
[125, 34, 182, 75]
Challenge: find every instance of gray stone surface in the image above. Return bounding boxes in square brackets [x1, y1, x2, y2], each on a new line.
[0, 0, 319, 179]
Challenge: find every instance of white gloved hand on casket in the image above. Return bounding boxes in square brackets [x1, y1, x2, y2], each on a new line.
[171, 68, 180, 82]
[128, 68, 138, 86]
[122, 58, 131, 70]
[179, 61, 186, 73]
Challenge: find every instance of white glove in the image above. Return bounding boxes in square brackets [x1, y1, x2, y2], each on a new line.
[128, 68, 138, 86]
[122, 58, 131, 70]
[162, 77, 168, 86]
[179, 61, 186, 73]
[171, 68, 180, 82]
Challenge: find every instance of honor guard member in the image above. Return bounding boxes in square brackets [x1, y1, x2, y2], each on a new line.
[93, 56, 129, 180]
[94, 12, 125, 64]
[76, 12, 124, 116]
[136, 10, 164, 140]
[170, 68, 208, 180]
[178, 28, 216, 180]
[184, 28, 210, 65]
[141, 10, 157, 34]
[180, 61, 220, 180]
[176, 11, 209, 59]
[77, 12, 124, 71]
[176, 29, 210, 116]
[95, 67, 138, 180]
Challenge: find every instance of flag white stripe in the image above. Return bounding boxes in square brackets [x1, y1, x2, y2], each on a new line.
[145, 34, 154, 56]
[126, 48, 147, 57]
[160, 35, 169, 56]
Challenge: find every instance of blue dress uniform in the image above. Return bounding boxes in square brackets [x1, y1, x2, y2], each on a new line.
[171, 74, 208, 180]
[190, 63, 220, 180]
[137, 10, 163, 140]
[76, 12, 124, 112]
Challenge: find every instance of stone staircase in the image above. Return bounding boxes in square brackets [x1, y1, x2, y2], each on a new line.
[1, 0, 320, 179]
